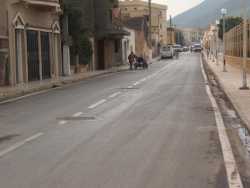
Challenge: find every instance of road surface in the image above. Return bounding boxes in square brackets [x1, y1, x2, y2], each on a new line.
[0, 53, 229, 188]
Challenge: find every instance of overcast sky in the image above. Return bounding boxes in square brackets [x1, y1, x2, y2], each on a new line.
[147, 0, 204, 17]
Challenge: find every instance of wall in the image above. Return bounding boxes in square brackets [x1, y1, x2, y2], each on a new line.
[134, 30, 149, 59]
[6, 1, 62, 85]
[225, 56, 250, 73]
[0, 1, 7, 37]
[122, 28, 136, 64]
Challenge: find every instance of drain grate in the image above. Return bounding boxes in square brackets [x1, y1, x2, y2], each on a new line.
[0, 134, 19, 144]
[57, 116, 96, 121]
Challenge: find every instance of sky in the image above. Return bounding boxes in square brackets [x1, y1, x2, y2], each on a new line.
[149, 0, 204, 17]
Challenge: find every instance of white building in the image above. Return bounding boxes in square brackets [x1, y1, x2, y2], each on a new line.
[122, 27, 136, 64]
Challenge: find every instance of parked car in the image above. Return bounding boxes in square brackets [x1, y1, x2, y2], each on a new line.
[160, 46, 174, 59]
[191, 44, 202, 52]
[172, 44, 183, 52]
[183, 46, 189, 52]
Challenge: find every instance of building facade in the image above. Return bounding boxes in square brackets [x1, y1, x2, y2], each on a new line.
[122, 27, 136, 64]
[124, 16, 150, 59]
[62, 0, 128, 71]
[0, 0, 62, 86]
[167, 27, 176, 45]
[119, 0, 168, 45]
[180, 28, 205, 46]
[94, 0, 129, 70]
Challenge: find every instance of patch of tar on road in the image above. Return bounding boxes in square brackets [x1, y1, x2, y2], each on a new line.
[202, 54, 250, 187]
[57, 116, 96, 121]
[120, 87, 140, 90]
[0, 134, 19, 144]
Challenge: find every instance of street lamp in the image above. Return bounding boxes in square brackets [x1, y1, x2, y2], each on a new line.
[221, 8, 227, 72]
[212, 26, 217, 63]
[148, 0, 152, 48]
[240, 0, 249, 89]
[208, 33, 212, 59]
[215, 20, 220, 65]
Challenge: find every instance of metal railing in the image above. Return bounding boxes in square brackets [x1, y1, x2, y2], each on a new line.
[224, 21, 250, 57]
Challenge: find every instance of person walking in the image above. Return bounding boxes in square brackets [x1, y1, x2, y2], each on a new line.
[128, 51, 136, 70]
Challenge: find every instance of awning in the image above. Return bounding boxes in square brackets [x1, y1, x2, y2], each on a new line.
[96, 27, 130, 39]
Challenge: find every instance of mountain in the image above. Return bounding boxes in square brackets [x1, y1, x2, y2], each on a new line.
[172, 0, 250, 28]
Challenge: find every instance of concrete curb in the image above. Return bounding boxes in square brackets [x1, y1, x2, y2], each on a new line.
[202, 53, 250, 131]
[0, 66, 129, 103]
[0, 57, 160, 103]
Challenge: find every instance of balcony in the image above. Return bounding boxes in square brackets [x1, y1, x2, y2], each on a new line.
[18, 0, 61, 12]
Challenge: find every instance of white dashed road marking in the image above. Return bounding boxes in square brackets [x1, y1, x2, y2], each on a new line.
[88, 99, 107, 109]
[0, 132, 44, 158]
[73, 112, 83, 117]
[133, 82, 140, 86]
[58, 120, 67, 125]
[109, 92, 121, 98]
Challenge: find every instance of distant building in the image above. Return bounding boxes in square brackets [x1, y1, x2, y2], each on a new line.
[119, 0, 168, 45]
[0, 0, 62, 86]
[179, 28, 205, 45]
[167, 27, 176, 45]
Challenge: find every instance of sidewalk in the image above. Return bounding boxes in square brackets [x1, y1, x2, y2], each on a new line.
[0, 65, 129, 102]
[0, 57, 160, 102]
[204, 54, 250, 131]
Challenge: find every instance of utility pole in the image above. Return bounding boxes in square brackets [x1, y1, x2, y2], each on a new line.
[221, 8, 227, 72]
[148, 0, 152, 48]
[215, 20, 220, 65]
[240, 0, 249, 89]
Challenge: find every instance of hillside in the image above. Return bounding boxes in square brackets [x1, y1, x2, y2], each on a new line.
[172, 0, 250, 28]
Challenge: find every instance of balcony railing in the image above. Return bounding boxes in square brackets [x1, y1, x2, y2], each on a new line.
[19, 0, 60, 8]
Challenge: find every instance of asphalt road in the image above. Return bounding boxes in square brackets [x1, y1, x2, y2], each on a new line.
[0, 53, 229, 188]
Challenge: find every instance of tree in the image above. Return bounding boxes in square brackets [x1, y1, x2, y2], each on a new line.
[218, 16, 242, 40]
[61, 2, 93, 66]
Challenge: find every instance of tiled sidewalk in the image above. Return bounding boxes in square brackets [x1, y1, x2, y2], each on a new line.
[204, 54, 250, 131]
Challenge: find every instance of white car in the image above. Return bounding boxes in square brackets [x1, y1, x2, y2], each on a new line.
[172, 44, 183, 52]
[160, 46, 174, 59]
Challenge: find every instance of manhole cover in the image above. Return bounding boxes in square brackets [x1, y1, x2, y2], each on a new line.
[57, 116, 96, 121]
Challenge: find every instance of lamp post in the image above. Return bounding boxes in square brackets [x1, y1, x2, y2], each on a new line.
[208, 33, 212, 59]
[212, 27, 217, 63]
[240, 0, 249, 89]
[221, 8, 227, 72]
[215, 20, 220, 65]
[148, 0, 152, 48]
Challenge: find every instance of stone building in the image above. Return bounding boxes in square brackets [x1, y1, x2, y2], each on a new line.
[167, 27, 176, 45]
[180, 28, 205, 46]
[94, 0, 129, 69]
[123, 17, 150, 59]
[119, 0, 168, 45]
[62, 0, 128, 71]
[0, 0, 62, 86]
